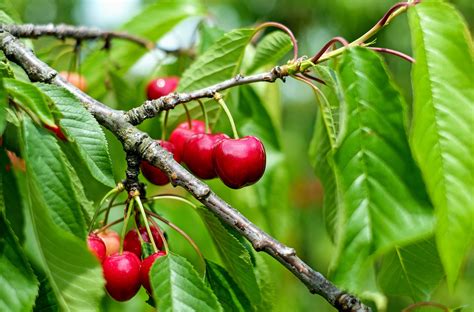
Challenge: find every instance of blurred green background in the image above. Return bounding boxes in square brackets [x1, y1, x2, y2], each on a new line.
[6, 0, 473, 311]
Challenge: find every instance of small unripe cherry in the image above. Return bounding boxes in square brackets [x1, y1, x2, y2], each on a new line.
[103, 251, 141, 301]
[59, 71, 88, 92]
[146, 76, 179, 100]
[87, 234, 106, 262]
[97, 229, 121, 256]
[123, 226, 164, 258]
[140, 251, 167, 294]
[140, 140, 179, 185]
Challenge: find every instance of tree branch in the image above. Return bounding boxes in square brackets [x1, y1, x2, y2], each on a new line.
[0, 23, 154, 49]
[0, 31, 370, 312]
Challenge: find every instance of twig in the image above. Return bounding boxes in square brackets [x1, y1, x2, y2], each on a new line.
[0, 31, 370, 312]
[369, 47, 415, 63]
[0, 23, 154, 49]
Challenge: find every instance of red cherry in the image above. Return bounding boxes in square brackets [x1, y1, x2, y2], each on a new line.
[59, 71, 88, 92]
[123, 226, 164, 259]
[213, 136, 266, 189]
[140, 251, 167, 294]
[87, 234, 106, 263]
[169, 120, 206, 160]
[146, 76, 179, 100]
[140, 141, 179, 185]
[44, 124, 67, 141]
[103, 252, 141, 301]
[182, 133, 229, 179]
[97, 230, 121, 256]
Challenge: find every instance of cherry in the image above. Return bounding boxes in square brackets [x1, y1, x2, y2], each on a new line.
[182, 133, 229, 179]
[140, 140, 179, 185]
[44, 124, 67, 141]
[146, 76, 179, 100]
[102, 251, 141, 301]
[97, 230, 121, 256]
[213, 136, 266, 189]
[140, 251, 167, 294]
[123, 226, 164, 258]
[59, 71, 88, 92]
[169, 120, 206, 160]
[87, 234, 106, 263]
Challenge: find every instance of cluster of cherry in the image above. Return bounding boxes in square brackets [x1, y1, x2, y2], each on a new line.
[141, 77, 266, 189]
[87, 226, 165, 301]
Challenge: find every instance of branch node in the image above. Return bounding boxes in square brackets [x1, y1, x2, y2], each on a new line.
[336, 293, 371, 312]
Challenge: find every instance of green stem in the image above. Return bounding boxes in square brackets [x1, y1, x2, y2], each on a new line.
[119, 197, 135, 254]
[103, 191, 121, 226]
[94, 217, 124, 234]
[134, 196, 158, 253]
[145, 209, 205, 272]
[197, 100, 209, 133]
[162, 110, 169, 140]
[183, 103, 192, 128]
[213, 93, 238, 139]
[145, 194, 197, 210]
[88, 185, 123, 232]
[148, 216, 169, 254]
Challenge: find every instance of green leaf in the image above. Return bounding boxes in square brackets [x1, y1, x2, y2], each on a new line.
[33, 273, 59, 312]
[22, 118, 86, 237]
[331, 47, 434, 292]
[0, 77, 7, 135]
[0, 207, 39, 312]
[81, 0, 204, 99]
[408, 0, 474, 288]
[247, 31, 292, 73]
[378, 237, 444, 301]
[150, 253, 223, 312]
[36, 84, 115, 188]
[198, 207, 261, 305]
[21, 119, 105, 311]
[198, 24, 226, 55]
[178, 28, 255, 92]
[3, 78, 55, 127]
[308, 65, 344, 243]
[205, 260, 252, 312]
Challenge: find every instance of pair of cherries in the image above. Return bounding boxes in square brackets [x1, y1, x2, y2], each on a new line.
[87, 226, 166, 301]
[142, 77, 266, 189]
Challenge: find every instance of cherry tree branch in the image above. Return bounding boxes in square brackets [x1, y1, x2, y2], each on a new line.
[0, 23, 154, 49]
[0, 31, 370, 312]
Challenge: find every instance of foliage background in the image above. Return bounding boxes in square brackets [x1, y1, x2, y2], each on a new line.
[6, 0, 473, 311]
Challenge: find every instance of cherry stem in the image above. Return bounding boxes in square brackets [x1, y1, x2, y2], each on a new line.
[93, 217, 124, 234]
[103, 191, 121, 226]
[254, 22, 298, 62]
[183, 103, 192, 129]
[162, 110, 169, 140]
[402, 301, 449, 312]
[213, 92, 239, 139]
[148, 216, 169, 254]
[369, 47, 415, 63]
[145, 209, 205, 272]
[119, 197, 135, 254]
[310, 36, 349, 63]
[88, 183, 124, 232]
[134, 195, 158, 253]
[197, 100, 210, 134]
[133, 215, 146, 246]
[145, 194, 198, 210]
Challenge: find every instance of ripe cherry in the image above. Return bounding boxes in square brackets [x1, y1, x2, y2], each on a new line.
[146, 76, 179, 100]
[103, 251, 141, 301]
[59, 71, 88, 92]
[140, 140, 179, 185]
[44, 124, 67, 141]
[213, 136, 266, 189]
[123, 226, 164, 258]
[182, 133, 229, 179]
[169, 120, 206, 160]
[87, 234, 106, 263]
[97, 230, 121, 256]
[140, 251, 167, 294]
